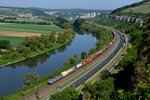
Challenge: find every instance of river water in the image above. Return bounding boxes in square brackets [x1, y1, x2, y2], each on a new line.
[0, 34, 97, 96]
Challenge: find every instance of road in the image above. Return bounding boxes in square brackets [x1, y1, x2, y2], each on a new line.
[72, 30, 124, 87]
[22, 30, 124, 100]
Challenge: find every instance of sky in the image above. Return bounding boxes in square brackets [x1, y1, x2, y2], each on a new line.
[0, 0, 143, 10]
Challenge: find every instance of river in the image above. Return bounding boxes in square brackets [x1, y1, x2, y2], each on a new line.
[0, 34, 97, 96]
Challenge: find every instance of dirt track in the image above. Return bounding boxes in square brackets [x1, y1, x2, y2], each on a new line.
[0, 31, 41, 37]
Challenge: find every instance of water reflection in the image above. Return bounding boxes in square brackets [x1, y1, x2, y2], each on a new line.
[10, 42, 72, 69]
[78, 32, 98, 39]
[0, 34, 97, 96]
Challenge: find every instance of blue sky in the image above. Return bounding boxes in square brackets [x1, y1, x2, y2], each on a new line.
[0, 0, 142, 10]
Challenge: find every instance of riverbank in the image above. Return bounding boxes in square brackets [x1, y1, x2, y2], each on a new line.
[3, 33, 111, 100]
[0, 32, 75, 68]
[0, 36, 75, 100]
[1, 24, 112, 100]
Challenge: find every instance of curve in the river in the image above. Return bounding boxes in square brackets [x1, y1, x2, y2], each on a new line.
[0, 34, 97, 96]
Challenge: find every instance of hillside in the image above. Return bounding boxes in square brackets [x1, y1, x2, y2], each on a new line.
[0, 7, 50, 17]
[112, 0, 150, 14]
[122, 1, 150, 13]
[0, 6, 111, 19]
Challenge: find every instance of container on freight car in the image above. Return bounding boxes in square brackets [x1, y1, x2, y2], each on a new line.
[88, 57, 93, 62]
[67, 67, 75, 73]
[92, 54, 97, 59]
[82, 61, 86, 65]
[96, 50, 102, 57]
[61, 71, 69, 77]
[90, 55, 94, 60]
[76, 63, 82, 68]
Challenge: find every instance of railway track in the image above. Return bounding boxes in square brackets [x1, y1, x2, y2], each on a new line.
[22, 29, 125, 100]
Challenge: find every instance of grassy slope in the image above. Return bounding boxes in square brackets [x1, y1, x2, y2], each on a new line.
[0, 23, 64, 34]
[0, 36, 23, 47]
[122, 1, 150, 13]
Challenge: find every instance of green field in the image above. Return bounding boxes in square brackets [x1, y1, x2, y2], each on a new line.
[0, 23, 64, 48]
[122, 1, 150, 13]
[0, 23, 64, 34]
[17, 18, 46, 22]
[0, 36, 24, 48]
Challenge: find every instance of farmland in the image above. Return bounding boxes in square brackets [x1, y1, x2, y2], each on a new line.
[17, 18, 47, 22]
[0, 22, 64, 48]
[0, 23, 64, 34]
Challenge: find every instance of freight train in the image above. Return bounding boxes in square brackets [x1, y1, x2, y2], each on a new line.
[47, 31, 116, 84]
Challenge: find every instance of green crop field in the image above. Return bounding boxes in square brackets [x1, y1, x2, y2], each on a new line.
[0, 23, 64, 34]
[0, 36, 24, 48]
[17, 18, 46, 22]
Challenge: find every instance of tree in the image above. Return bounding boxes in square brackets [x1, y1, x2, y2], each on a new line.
[38, 35, 51, 48]
[81, 52, 87, 59]
[49, 33, 56, 43]
[64, 29, 75, 39]
[82, 77, 115, 100]
[134, 83, 150, 100]
[0, 40, 12, 50]
[73, 18, 85, 32]
[68, 55, 80, 65]
[50, 86, 79, 100]
[118, 89, 136, 100]
[22, 37, 39, 51]
[56, 33, 66, 44]
[24, 72, 39, 86]
[54, 17, 70, 29]
[16, 45, 30, 57]
[88, 48, 95, 55]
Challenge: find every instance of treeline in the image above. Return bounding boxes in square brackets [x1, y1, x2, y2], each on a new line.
[82, 23, 113, 50]
[50, 86, 79, 100]
[53, 17, 71, 29]
[1, 29, 75, 59]
[82, 77, 115, 100]
[0, 19, 51, 25]
[73, 18, 113, 50]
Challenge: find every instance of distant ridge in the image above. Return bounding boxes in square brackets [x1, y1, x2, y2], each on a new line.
[0, 6, 111, 18]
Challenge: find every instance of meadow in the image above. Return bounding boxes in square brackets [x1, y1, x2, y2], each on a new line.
[122, 1, 150, 13]
[0, 23, 64, 34]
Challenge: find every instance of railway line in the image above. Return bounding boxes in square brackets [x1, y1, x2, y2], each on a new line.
[22, 29, 125, 100]
[72, 30, 124, 88]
